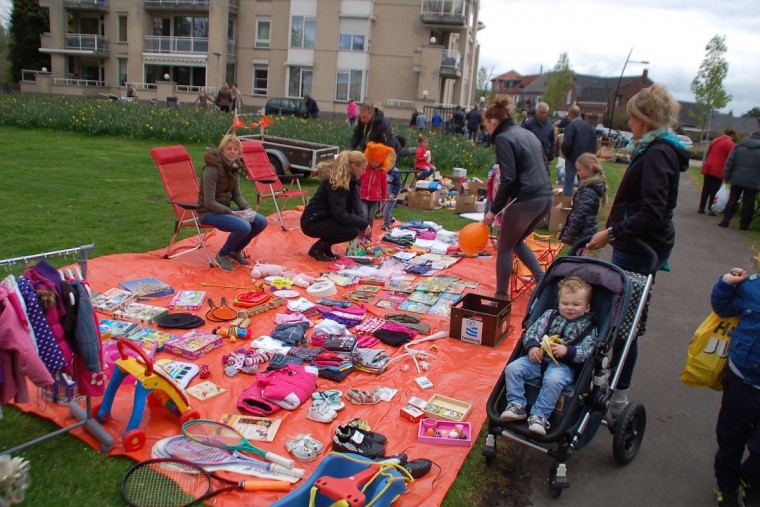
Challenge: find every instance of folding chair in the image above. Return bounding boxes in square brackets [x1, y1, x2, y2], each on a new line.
[510, 232, 561, 300]
[150, 145, 215, 267]
[240, 140, 308, 231]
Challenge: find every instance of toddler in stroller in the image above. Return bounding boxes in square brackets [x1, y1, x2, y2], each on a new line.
[500, 277, 598, 436]
[484, 254, 652, 495]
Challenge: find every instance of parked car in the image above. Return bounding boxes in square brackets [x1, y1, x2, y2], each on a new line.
[678, 135, 694, 149]
[264, 97, 309, 118]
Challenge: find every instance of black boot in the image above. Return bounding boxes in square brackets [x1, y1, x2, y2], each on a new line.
[308, 240, 332, 262]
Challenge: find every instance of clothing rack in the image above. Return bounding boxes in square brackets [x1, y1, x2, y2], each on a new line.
[0, 243, 114, 454]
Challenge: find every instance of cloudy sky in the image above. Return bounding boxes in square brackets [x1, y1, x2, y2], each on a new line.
[476, 0, 758, 116]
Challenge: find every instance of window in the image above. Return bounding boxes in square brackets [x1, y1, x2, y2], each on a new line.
[290, 16, 315, 49]
[288, 66, 312, 97]
[336, 69, 362, 102]
[339, 34, 365, 51]
[117, 58, 127, 86]
[256, 17, 271, 48]
[253, 63, 268, 96]
[117, 15, 128, 43]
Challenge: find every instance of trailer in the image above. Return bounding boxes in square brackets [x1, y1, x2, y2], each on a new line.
[239, 133, 340, 177]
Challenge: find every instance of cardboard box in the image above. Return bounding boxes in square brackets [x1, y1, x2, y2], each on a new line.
[407, 189, 441, 210]
[552, 186, 565, 205]
[455, 194, 477, 213]
[449, 293, 511, 347]
[423, 394, 473, 422]
[548, 197, 572, 232]
[467, 180, 486, 198]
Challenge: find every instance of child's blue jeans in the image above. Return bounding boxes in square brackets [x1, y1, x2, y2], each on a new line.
[505, 355, 575, 419]
[382, 197, 397, 227]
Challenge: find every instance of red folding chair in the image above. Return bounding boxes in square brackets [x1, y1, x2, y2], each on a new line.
[240, 140, 308, 231]
[150, 145, 214, 267]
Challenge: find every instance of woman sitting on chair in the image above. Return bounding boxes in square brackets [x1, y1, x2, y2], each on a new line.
[300, 150, 371, 261]
[198, 134, 268, 271]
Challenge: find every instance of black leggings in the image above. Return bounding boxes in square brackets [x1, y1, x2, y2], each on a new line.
[699, 174, 722, 212]
[301, 217, 361, 249]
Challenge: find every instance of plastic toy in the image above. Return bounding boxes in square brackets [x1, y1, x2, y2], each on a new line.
[94, 339, 199, 451]
[214, 325, 248, 341]
[290, 273, 315, 288]
[458, 222, 489, 255]
[250, 262, 284, 279]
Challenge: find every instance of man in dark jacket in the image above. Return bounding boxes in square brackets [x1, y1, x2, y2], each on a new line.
[522, 102, 554, 175]
[719, 130, 760, 230]
[349, 102, 399, 155]
[561, 105, 597, 196]
[304, 94, 320, 119]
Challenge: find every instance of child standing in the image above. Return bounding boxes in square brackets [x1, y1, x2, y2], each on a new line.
[501, 277, 598, 435]
[560, 153, 607, 246]
[710, 267, 760, 507]
[381, 164, 401, 231]
[360, 142, 393, 239]
[415, 136, 436, 180]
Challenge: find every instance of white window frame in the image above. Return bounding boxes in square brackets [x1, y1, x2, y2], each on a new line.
[338, 33, 365, 52]
[252, 63, 268, 96]
[255, 16, 271, 48]
[288, 66, 313, 97]
[335, 69, 362, 102]
[290, 16, 316, 49]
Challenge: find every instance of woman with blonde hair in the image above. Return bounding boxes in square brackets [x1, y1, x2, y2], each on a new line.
[198, 134, 268, 271]
[483, 95, 553, 300]
[300, 151, 371, 261]
[586, 83, 689, 416]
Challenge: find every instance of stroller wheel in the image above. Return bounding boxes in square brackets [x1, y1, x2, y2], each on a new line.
[612, 400, 646, 464]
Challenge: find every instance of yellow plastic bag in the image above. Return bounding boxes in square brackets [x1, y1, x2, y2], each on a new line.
[680, 312, 737, 390]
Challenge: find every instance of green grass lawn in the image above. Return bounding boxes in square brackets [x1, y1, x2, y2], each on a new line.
[0, 125, 656, 505]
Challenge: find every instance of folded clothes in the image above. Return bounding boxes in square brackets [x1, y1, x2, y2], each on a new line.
[384, 314, 431, 334]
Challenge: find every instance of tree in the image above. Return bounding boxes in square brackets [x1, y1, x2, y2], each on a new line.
[742, 107, 760, 118]
[543, 52, 573, 114]
[7, 0, 50, 82]
[690, 34, 731, 134]
[475, 66, 488, 103]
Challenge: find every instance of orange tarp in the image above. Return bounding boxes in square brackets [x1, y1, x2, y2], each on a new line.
[13, 210, 528, 506]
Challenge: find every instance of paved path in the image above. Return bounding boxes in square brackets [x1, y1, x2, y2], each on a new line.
[498, 172, 757, 506]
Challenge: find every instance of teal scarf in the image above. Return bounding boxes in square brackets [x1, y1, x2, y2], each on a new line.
[626, 127, 682, 162]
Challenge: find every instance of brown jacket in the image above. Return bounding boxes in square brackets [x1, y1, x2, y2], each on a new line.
[197, 148, 250, 214]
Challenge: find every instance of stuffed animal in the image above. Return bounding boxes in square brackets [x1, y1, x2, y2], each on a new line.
[364, 142, 396, 172]
[289, 273, 316, 288]
[250, 262, 284, 279]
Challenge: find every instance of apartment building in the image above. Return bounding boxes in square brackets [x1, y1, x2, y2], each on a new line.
[22, 0, 483, 120]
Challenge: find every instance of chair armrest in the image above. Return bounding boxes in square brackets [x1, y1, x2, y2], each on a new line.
[279, 174, 304, 181]
[169, 200, 202, 210]
[253, 178, 277, 184]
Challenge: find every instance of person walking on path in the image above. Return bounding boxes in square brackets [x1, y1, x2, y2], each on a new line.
[522, 102, 554, 174]
[699, 129, 735, 215]
[718, 129, 760, 230]
[561, 105, 597, 196]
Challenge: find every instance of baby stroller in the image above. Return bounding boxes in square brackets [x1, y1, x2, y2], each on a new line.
[483, 244, 656, 497]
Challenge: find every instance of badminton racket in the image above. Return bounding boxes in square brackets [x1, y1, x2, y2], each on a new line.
[163, 435, 304, 480]
[182, 419, 295, 469]
[121, 457, 289, 507]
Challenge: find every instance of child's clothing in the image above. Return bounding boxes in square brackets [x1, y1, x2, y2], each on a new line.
[560, 174, 606, 246]
[383, 166, 402, 228]
[504, 309, 597, 421]
[711, 274, 760, 501]
[415, 145, 435, 180]
[359, 165, 388, 236]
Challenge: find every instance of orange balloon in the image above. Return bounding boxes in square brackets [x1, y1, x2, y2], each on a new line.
[458, 222, 489, 255]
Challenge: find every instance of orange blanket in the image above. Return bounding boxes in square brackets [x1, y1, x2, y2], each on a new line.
[14, 211, 527, 506]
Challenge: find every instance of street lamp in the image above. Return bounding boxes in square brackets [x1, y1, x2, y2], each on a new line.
[608, 48, 649, 135]
[212, 52, 221, 87]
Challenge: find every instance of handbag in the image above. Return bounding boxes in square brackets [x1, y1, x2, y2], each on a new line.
[680, 311, 737, 390]
[711, 183, 730, 214]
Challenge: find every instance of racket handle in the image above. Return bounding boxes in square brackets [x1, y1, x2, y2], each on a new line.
[265, 452, 295, 469]
[271, 464, 305, 479]
[241, 479, 290, 492]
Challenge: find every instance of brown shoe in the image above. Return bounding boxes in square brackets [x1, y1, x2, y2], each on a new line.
[229, 251, 251, 265]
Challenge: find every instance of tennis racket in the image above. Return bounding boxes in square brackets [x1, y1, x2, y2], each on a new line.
[121, 457, 289, 507]
[163, 435, 304, 480]
[182, 419, 295, 469]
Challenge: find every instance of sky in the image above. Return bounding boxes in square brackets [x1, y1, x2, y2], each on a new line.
[1, 0, 755, 115]
[476, 0, 759, 116]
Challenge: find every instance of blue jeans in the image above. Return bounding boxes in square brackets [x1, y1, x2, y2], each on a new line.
[416, 168, 434, 180]
[505, 355, 574, 419]
[563, 162, 577, 196]
[200, 211, 267, 257]
[382, 197, 397, 227]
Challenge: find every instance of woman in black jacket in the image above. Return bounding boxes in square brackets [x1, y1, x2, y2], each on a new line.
[300, 151, 371, 261]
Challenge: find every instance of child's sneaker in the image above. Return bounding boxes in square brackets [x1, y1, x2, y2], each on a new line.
[500, 403, 527, 422]
[528, 415, 550, 435]
[715, 487, 741, 506]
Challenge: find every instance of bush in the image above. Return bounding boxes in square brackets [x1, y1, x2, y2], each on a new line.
[0, 94, 496, 178]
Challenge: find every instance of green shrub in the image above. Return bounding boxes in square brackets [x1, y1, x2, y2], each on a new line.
[0, 94, 496, 177]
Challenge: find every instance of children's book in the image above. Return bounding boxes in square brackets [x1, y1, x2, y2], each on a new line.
[399, 299, 431, 314]
[91, 288, 137, 316]
[154, 358, 199, 389]
[407, 290, 440, 305]
[218, 414, 282, 442]
[113, 302, 169, 325]
[428, 298, 456, 317]
[344, 291, 376, 304]
[375, 293, 406, 310]
[127, 327, 175, 351]
[99, 319, 140, 340]
[118, 277, 174, 299]
[355, 285, 381, 294]
[168, 290, 207, 311]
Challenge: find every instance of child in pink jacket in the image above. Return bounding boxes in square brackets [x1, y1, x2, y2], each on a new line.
[415, 136, 436, 180]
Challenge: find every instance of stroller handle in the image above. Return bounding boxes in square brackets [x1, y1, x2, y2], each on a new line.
[570, 236, 660, 275]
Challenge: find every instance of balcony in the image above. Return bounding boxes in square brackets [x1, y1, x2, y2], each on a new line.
[143, 0, 238, 14]
[62, 0, 109, 11]
[53, 77, 108, 87]
[65, 33, 109, 55]
[145, 36, 209, 54]
[440, 50, 461, 77]
[420, 0, 466, 27]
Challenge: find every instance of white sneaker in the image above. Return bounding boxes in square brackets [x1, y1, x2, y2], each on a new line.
[307, 404, 337, 423]
[500, 403, 527, 422]
[528, 415, 550, 435]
